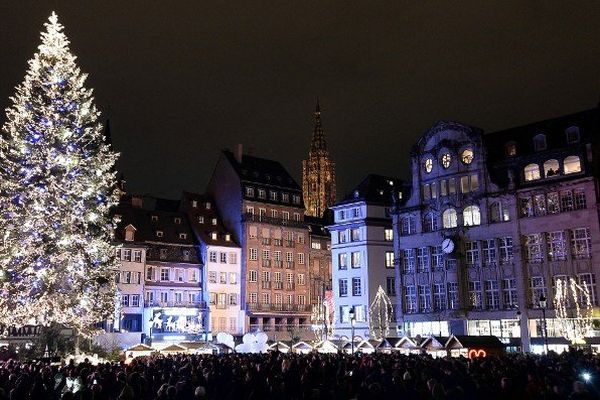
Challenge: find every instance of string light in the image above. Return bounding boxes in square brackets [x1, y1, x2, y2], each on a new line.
[369, 285, 394, 340]
[554, 277, 593, 345]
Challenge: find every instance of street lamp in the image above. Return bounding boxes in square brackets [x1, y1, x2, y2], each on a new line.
[349, 306, 356, 354]
[539, 294, 549, 354]
[516, 310, 522, 353]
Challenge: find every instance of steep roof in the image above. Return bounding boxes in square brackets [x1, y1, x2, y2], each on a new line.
[337, 174, 403, 206]
[222, 150, 301, 191]
[305, 215, 331, 238]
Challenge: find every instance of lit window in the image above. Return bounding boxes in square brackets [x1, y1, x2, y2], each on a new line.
[524, 164, 541, 181]
[424, 158, 433, 173]
[543, 159, 560, 177]
[441, 153, 452, 169]
[533, 134, 547, 151]
[463, 205, 481, 226]
[179, 233, 187, 239]
[198, 216, 204, 224]
[442, 208, 457, 228]
[384, 228, 393, 241]
[156, 230, 163, 238]
[563, 156, 581, 174]
[461, 149, 474, 164]
[211, 232, 218, 240]
[490, 202, 510, 223]
[422, 212, 437, 232]
[205, 202, 211, 209]
[174, 217, 181, 224]
[192, 200, 198, 208]
[246, 187, 255, 197]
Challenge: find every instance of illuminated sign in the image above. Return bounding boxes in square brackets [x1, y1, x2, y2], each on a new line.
[468, 349, 487, 359]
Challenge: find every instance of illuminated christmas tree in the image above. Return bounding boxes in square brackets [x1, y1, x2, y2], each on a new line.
[369, 285, 394, 340]
[0, 12, 119, 336]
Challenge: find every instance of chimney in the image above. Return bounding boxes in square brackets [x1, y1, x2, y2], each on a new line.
[235, 143, 243, 164]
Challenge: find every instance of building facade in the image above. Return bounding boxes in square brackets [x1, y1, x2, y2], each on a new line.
[329, 175, 402, 339]
[208, 148, 312, 338]
[393, 109, 600, 352]
[302, 100, 336, 218]
[180, 192, 244, 336]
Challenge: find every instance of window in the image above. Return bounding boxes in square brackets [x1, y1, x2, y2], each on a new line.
[208, 271, 217, 283]
[297, 295, 306, 306]
[121, 294, 129, 307]
[220, 252, 227, 263]
[269, 191, 278, 201]
[271, 209, 278, 218]
[293, 213, 301, 221]
[353, 207, 361, 218]
[417, 247, 429, 272]
[209, 251, 217, 263]
[249, 292, 258, 303]
[422, 183, 431, 201]
[123, 249, 131, 262]
[560, 190, 574, 212]
[571, 228, 591, 259]
[220, 272, 227, 284]
[293, 195, 301, 204]
[297, 253, 305, 264]
[448, 282, 459, 309]
[159, 248, 168, 260]
[578, 273, 597, 305]
[125, 229, 135, 242]
[466, 241, 479, 266]
[563, 156, 582, 174]
[258, 189, 266, 199]
[296, 234, 305, 244]
[351, 251, 361, 268]
[460, 176, 469, 193]
[198, 216, 204, 224]
[505, 142, 517, 156]
[131, 295, 139, 307]
[525, 233, 543, 262]
[400, 215, 416, 235]
[246, 207, 254, 216]
[422, 212, 438, 232]
[433, 284, 447, 311]
[442, 208, 457, 228]
[463, 205, 481, 226]
[248, 270, 257, 282]
[229, 272, 237, 285]
[339, 306, 350, 323]
[338, 230, 348, 243]
[229, 293, 238, 306]
[490, 201, 510, 223]
[418, 285, 431, 312]
[431, 245, 443, 270]
[482, 239, 496, 266]
[228, 252, 237, 264]
[533, 134, 547, 151]
[524, 164, 541, 181]
[261, 249, 270, 261]
[448, 178, 456, 194]
[404, 286, 417, 313]
[297, 274, 305, 285]
[574, 189, 587, 210]
[441, 153, 451, 169]
[461, 148, 474, 164]
[151, 215, 158, 222]
[210, 232, 218, 240]
[123, 271, 131, 284]
[249, 248, 258, 261]
[351, 228, 360, 241]
[188, 269, 197, 282]
[205, 201, 211, 209]
[424, 158, 433, 173]
[384, 228, 393, 241]
[440, 180, 447, 196]
[160, 268, 170, 281]
[499, 237, 513, 264]
[133, 250, 142, 263]
[246, 186, 255, 197]
[530, 277, 547, 307]
[385, 251, 394, 268]
[468, 281, 483, 310]
[386, 277, 396, 296]
[146, 266, 154, 281]
[337, 253, 347, 270]
[544, 159, 560, 178]
[502, 279, 518, 308]
[281, 193, 289, 203]
[547, 231, 567, 261]
[431, 182, 437, 199]
[470, 174, 479, 191]
[352, 278, 362, 296]
[546, 192, 559, 214]
[261, 293, 270, 304]
[566, 126, 580, 144]
[402, 249, 415, 273]
[533, 194, 546, 216]
[485, 280, 500, 310]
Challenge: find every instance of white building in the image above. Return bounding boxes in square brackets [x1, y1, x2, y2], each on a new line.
[328, 175, 402, 340]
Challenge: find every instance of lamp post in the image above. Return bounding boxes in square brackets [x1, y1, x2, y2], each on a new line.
[539, 294, 549, 354]
[349, 306, 356, 354]
[516, 310, 522, 353]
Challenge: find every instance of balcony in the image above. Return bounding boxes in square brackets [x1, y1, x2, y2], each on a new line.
[262, 260, 271, 268]
[261, 281, 272, 290]
[273, 260, 283, 268]
[144, 300, 206, 309]
[273, 282, 283, 290]
[242, 213, 307, 229]
[246, 303, 309, 312]
[273, 239, 283, 246]
[285, 261, 295, 269]
[261, 238, 271, 245]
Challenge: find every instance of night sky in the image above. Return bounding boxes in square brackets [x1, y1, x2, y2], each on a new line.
[2, 1, 600, 199]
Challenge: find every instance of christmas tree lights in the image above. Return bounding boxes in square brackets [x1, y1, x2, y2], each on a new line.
[554, 277, 593, 345]
[0, 12, 119, 336]
[369, 285, 393, 340]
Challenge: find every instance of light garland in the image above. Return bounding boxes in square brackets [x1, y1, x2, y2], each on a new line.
[554, 277, 593, 345]
[0, 12, 119, 337]
[369, 285, 394, 340]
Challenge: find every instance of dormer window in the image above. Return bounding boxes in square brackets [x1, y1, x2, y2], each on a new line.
[566, 126, 580, 144]
[265, 174, 271, 181]
[159, 248, 167, 259]
[225, 234, 231, 242]
[124, 225, 136, 242]
[205, 202, 211, 210]
[293, 195, 301, 204]
[211, 232, 218, 240]
[505, 142, 517, 156]
[156, 230, 164, 238]
[179, 233, 187, 239]
[246, 187, 255, 197]
[282, 193, 289, 203]
[211, 218, 217, 225]
[192, 200, 198, 208]
[151, 215, 158, 222]
[258, 189, 266, 199]
[269, 191, 278, 201]
[174, 217, 181, 224]
[533, 134, 547, 151]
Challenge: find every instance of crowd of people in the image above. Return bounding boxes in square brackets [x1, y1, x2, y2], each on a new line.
[0, 349, 598, 399]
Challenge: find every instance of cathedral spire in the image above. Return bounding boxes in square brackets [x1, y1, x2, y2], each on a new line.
[311, 97, 327, 153]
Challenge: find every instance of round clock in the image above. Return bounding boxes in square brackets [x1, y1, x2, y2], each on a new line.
[441, 238, 455, 254]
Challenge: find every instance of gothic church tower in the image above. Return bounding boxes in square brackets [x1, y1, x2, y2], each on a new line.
[302, 99, 336, 217]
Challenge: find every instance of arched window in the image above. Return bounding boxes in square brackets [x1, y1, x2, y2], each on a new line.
[463, 205, 481, 227]
[563, 156, 581, 174]
[442, 208, 457, 229]
[533, 134, 547, 151]
[422, 213, 438, 233]
[543, 159, 560, 178]
[565, 126, 580, 144]
[524, 164, 541, 181]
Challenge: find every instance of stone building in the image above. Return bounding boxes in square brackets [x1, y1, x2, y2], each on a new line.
[392, 108, 600, 352]
[329, 174, 402, 339]
[302, 100, 336, 218]
[306, 215, 333, 308]
[208, 147, 312, 338]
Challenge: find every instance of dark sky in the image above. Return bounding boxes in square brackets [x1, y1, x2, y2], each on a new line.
[2, 1, 600, 199]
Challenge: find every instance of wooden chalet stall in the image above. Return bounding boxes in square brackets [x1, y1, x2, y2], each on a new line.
[445, 335, 504, 358]
[420, 336, 449, 358]
[268, 341, 291, 353]
[394, 336, 421, 355]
